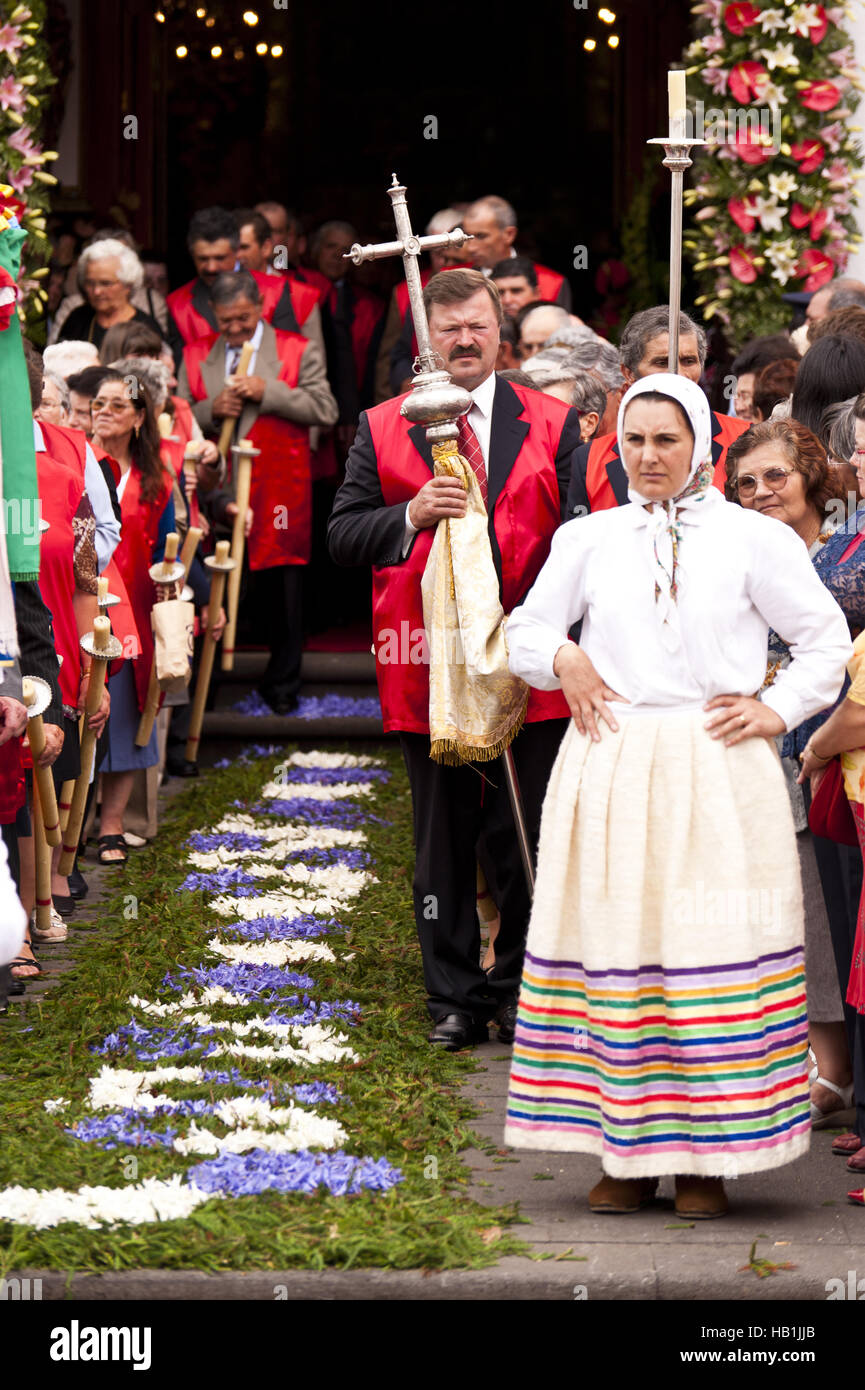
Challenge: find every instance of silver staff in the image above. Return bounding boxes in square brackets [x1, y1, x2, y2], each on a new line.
[648, 133, 705, 372]
[346, 175, 535, 897]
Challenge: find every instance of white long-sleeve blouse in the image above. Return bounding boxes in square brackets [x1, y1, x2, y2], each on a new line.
[506, 493, 852, 731]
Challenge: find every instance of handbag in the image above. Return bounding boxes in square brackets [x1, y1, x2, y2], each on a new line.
[151, 599, 194, 694]
[808, 757, 858, 847]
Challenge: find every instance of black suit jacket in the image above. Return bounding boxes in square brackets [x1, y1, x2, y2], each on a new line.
[567, 410, 747, 520]
[327, 374, 580, 598]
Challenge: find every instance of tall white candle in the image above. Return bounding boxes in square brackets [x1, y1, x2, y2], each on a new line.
[668, 68, 687, 142]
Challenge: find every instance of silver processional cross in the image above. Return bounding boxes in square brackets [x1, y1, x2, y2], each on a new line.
[345, 176, 536, 895]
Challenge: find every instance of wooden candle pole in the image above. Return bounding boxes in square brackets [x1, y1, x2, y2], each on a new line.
[185, 540, 235, 765]
[22, 677, 61, 847]
[32, 774, 53, 932]
[58, 779, 74, 833]
[217, 340, 253, 464]
[179, 525, 203, 579]
[58, 616, 123, 877]
[220, 437, 259, 672]
[183, 445, 203, 531]
[134, 532, 184, 748]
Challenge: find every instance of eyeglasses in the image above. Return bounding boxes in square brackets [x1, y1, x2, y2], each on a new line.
[734, 466, 794, 499]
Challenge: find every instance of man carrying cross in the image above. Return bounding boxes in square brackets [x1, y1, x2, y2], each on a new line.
[329, 256, 581, 1051]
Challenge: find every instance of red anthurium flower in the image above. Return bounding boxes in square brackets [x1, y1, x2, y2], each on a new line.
[723, 1, 761, 35]
[728, 197, 757, 233]
[803, 4, 828, 43]
[789, 202, 813, 229]
[732, 126, 773, 165]
[798, 248, 835, 290]
[730, 245, 759, 283]
[810, 206, 828, 240]
[729, 60, 769, 105]
[791, 139, 825, 173]
[799, 80, 842, 112]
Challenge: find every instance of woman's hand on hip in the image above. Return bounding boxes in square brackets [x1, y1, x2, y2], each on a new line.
[553, 642, 628, 743]
[704, 694, 785, 747]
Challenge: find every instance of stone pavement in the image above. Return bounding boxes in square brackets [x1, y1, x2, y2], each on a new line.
[452, 1036, 864, 1300]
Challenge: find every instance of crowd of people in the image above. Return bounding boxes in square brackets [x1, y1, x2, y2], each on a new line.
[2, 193, 865, 1218]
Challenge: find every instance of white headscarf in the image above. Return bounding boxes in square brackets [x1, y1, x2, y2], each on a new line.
[617, 372, 718, 650]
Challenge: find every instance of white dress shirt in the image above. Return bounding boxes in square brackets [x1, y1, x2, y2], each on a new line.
[402, 369, 496, 555]
[33, 421, 120, 574]
[224, 318, 264, 377]
[506, 494, 852, 733]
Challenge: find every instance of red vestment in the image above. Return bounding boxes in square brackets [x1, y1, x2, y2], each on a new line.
[183, 330, 312, 570]
[167, 272, 317, 346]
[366, 388, 571, 734]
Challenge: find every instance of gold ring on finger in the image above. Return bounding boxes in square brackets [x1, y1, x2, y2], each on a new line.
[740, 714, 746, 725]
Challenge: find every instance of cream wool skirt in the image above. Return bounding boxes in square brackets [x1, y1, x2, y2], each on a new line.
[504, 709, 810, 1179]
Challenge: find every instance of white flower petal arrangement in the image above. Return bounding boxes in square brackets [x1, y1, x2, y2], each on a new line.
[0, 753, 396, 1228]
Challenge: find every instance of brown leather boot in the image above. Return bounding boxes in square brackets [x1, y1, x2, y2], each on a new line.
[588, 1174, 658, 1213]
[674, 1175, 728, 1219]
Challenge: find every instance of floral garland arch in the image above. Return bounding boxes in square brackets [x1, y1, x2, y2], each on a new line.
[0, 1, 57, 328]
[683, 0, 864, 346]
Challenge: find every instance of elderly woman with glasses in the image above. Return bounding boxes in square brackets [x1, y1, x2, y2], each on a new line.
[56, 239, 163, 351]
[727, 418, 865, 1187]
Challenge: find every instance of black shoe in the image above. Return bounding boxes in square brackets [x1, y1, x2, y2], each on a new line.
[427, 1013, 488, 1052]
[68, 865, 88, 900]
[496, 998, 519, 1044]
[165, 755, 200, 778]
[52, 893, 75, 917]
[260, 692, 299, 716]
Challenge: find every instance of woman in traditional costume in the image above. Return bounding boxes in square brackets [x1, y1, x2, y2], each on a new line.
[504, 374, 851, 1219]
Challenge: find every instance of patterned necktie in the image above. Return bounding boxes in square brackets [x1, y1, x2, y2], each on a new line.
[457, 411, 488, 507]
[227, 345, 241, 375]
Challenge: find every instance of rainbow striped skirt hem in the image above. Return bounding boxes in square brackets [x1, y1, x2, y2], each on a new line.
[504, 947, 811, 1178]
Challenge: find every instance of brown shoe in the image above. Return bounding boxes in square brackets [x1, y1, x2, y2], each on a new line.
[588, 1174, 658, 1213]
[674, 1175, 728, 1219]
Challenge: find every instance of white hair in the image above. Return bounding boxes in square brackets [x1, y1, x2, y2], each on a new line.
[522, 352, 582, 388]
[543, 323, 598, 352]
[426, 207, 460, 236]
[521, 304, 570, 337]
[565, 338, 626, 393]
[77, 238, 144, 293]
[43, 340, 100, 379]
[42, 370, 70, 412]
[468, 196, 518, 230]
[110, 355, 171, 413]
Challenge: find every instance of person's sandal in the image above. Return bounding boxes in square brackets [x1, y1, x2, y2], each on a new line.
[811, 1077, 856, 1130]
[97, 834, 129, 864]
[832, 1132, 862, 1156]
[10, 943, 41, 980]
[31, 906, 68, 944]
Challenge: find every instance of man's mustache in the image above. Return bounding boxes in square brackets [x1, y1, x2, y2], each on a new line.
[448, 345, 482, 360]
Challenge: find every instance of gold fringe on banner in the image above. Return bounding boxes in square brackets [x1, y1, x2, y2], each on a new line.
[422, 438, 529, 766]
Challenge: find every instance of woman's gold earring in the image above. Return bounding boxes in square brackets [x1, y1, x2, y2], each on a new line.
[135, 424, 140, 440]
